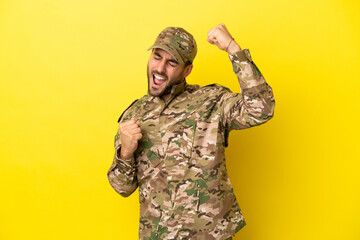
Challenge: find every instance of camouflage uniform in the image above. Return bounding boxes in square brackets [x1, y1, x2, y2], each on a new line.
[107, 48, 275, 239]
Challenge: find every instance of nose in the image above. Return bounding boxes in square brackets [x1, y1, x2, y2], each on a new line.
[156, 59, 166, 74]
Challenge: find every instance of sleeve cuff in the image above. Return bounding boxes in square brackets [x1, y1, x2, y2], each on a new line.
[229, 49, 252, 62]
[115, 146, 134, 166]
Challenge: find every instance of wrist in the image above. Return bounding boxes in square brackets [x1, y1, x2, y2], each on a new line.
[120, 150, 133, 160]
[226, 40, 241, 55]
[117, 146, 133, 160]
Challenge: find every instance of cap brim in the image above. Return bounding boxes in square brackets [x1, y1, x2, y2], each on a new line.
[147, 45, 185, 64]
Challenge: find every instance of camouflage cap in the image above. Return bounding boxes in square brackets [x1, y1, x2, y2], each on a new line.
[148, 27, 197, 64]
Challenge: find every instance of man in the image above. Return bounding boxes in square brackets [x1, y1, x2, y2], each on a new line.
[107, 24, 275, 240]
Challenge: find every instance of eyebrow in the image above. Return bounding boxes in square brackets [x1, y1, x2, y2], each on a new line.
[154, 51, 179, 65]
[168, 59, 179, 65]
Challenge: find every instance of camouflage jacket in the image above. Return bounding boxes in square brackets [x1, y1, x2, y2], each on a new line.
[107, 49, 275, 240]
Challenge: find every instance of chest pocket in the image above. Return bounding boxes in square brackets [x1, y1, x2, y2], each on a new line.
[133, 120, 164, 183]
[162, 114, 196, 170]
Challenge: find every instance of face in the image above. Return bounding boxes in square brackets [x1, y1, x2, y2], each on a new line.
[147, 48, 192, 100]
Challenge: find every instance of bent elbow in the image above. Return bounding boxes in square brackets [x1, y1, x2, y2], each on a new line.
[262, 97, 275, 122]
[119, 190, 135, 198]
[107, 172, 138, 198]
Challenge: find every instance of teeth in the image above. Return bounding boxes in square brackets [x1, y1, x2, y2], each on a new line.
[154, 74, 165, 80]
[153, 73, 166, 86]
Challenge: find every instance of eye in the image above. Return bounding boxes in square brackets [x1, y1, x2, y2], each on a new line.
[168, 60, 179, 67]
[153, 53, 161, 60]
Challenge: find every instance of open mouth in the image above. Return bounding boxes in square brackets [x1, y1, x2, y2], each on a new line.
[153, 73, 167, 87]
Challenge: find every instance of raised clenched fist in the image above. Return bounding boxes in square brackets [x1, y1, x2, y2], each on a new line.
[118, 119, 142, 159]
[207, 23, 241, 54]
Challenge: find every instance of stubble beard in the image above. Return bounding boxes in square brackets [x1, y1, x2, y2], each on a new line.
[147, 64, 184, 98]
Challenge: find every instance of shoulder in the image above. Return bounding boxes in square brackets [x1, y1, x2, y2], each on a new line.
[117, 99, 138, 123]
[184, 83, 234, 105]
[202, 83, 232, 93]
[186, 83, 232, 94]
[192, 83, 232, 99]
[117, 95, 149, 123]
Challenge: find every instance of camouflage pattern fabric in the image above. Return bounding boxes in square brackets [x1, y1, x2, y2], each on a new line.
[148, 27, 197, 64]
[108, 49, 275, 240]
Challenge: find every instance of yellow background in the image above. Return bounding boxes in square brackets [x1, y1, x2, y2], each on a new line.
[1, 0, 359, 239]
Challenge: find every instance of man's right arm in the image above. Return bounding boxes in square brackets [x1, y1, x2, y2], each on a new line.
[107, 119, 142, 197]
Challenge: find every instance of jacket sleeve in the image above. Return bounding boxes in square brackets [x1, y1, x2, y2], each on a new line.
[221, 49, 275, 131]
[107, 129, 138, 197]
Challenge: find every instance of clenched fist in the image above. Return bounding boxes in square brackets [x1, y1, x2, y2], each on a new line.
[118, 119, 142, 159]
[207, 23, 241, 54]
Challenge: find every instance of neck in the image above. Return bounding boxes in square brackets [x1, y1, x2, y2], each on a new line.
[161, 93, 170, 101]
[160, 79, 186, 102]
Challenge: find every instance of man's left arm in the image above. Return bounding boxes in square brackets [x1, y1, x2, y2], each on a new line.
[208, 23, 275, 130]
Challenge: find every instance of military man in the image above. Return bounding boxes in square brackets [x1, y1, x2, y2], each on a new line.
[107, 23, 275, 239]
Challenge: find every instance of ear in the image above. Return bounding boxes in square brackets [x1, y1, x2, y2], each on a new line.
[183, 64, 193, 78]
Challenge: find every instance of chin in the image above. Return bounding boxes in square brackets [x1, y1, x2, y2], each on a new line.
[149, 87, 164, 97]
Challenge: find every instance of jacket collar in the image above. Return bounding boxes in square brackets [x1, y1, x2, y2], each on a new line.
[169, 80, 186, 98]
[148, 80, 187, 105]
